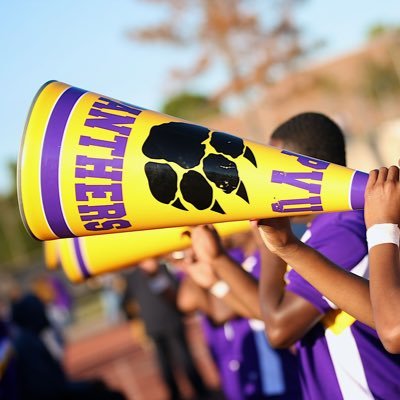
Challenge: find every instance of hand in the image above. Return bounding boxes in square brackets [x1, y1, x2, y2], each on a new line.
[364, 166, 400, 229]
[190, 225, 225, 264]
[256, 217, 298, 255]
[170, 246, 218, 288]
[184, 261, 219, 289]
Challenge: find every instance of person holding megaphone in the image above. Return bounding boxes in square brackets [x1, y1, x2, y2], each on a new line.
[191, 113, 400, 400]
[17, 81, 400, 397]
[257, 164, 400, 355]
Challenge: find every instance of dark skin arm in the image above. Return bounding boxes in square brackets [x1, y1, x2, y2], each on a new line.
[257, 232, 324, 348]
[256, 165, 400, 349]
[177, 276, 212, 315]
[190, 224, 325, 348]
[175, 257, 243, 324]
[365, 166, 400, 353]
[252, 224, 322, 345]
[257, 218, 374, 330]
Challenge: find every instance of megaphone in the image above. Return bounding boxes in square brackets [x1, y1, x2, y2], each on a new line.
[54, 221, 250, 282]
[18, 81, 368, 240]
[43, 240, 59, 269]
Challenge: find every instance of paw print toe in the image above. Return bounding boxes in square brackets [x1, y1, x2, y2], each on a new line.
[145, 162, 177, 204]
[180, 170, 213, 210]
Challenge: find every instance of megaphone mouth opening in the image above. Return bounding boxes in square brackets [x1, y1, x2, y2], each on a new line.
[17, 81, 58, 241]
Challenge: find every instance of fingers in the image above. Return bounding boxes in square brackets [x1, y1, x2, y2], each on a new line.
[250, 220, 258, 228]
[181, 229, 192, 239]
[204, 224, 218, 234]
[387, 165, 400, 182]
[376, 167, 389, 184]
[366, 169, 379, 190]
[367, 166, 400, 189]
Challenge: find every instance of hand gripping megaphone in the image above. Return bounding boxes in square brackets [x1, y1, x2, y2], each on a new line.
[18, 81, 368, 240]
[51, 221, 250, 282]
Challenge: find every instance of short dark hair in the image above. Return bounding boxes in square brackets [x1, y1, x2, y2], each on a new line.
[271, 112, 346, 166]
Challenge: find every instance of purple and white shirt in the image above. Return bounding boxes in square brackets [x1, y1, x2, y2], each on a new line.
[286, 211, 400, 400]
[203, 249, 301, 400]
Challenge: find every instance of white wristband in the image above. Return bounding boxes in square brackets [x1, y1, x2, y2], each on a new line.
[366, 223, 400, 250]
[209, 281, 230, 298]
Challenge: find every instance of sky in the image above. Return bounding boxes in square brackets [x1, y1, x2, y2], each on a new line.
[1, 0, 400, 193]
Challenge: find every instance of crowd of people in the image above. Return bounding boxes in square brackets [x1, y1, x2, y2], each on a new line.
[1, 111, 400, 399]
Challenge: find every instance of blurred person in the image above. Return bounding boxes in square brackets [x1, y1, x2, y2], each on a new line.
[30, 273, 72, 361]
[254, 112, 400, 399]
[0, 319, 18, 400]
[176, 230, 302, 400]
[98, 274, 125, 325]
[121, 258, 210, 400]
[11, 293, 125, 400]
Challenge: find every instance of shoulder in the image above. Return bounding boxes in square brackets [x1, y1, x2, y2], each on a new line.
[309, 210, 365, 236]
[305, 210, 367, 270]
[307, 211, 366, 245]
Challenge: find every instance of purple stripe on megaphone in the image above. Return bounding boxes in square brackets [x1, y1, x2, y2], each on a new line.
[350, 170, 369, 210]
[73, 237, 91, 279]
[41, 87, 86, 238]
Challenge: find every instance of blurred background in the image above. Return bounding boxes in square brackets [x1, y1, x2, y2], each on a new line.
[1, 1, 400, 399]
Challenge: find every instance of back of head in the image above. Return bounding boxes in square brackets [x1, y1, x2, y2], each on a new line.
[11, 293, 49, 335]
[271, 112, 346, 166]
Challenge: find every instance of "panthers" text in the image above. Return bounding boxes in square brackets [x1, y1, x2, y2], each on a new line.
[74, 97, 142, 232]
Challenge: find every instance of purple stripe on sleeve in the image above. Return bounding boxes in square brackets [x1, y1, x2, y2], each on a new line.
[350, 170, 368, 210]
[40, 87, 86, 238]
[73, 237, 91, 279]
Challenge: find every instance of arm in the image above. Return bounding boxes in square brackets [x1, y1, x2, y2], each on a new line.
[175, 257, 246, 323]
[257, 218, 374, 330]
[177, 276, 212, 315]
[190, 225, 261, 319]
[364, 166, 400, 353]
[257, 232, 324, 347]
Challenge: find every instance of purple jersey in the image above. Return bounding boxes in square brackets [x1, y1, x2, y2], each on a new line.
[202, 249, 301, 400]
[0, 322, 17, 400]
[286, 211, 400, 399]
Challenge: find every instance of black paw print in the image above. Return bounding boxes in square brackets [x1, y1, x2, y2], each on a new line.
[142, 122, 257, 214]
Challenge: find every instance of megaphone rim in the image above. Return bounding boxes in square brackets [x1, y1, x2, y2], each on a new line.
[17, 80, 59, 241]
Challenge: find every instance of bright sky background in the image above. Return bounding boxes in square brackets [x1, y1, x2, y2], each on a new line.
[1, 0, 400, 193]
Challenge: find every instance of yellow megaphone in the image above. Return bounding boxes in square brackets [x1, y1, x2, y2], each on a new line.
[54, 221, 250, 282]
[18, 81, 368, 240]
[43, 240, 60, 269]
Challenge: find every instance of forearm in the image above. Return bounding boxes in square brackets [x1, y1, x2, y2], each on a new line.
[276, 239, 374, 328]
[211, 253, 261, 319]
[177, 278, 212, 315]
[369, 244, 400, 352]
[259, 244, 324, 347]
[259, 249, 305, 345]
[211, 289, 255, 319]
[207, 293, 247, 322]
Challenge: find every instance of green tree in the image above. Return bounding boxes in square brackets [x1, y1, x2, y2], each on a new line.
[0, 162, 42, 272]
[362, 60, 400, 103]
[367, 24, 400, 40]
[162, 92, 220, 122]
